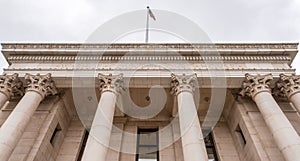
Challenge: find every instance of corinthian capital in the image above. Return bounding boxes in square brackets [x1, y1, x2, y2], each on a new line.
[277, 74, 300, 99]
[0, 73, 23, 98]
[240, 73, 273, 98]
[170, 73, 197, 95]
[25, 73, 58, 98]
[98, 73, 124, 94]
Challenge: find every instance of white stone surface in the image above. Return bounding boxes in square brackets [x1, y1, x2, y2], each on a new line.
[253, 91, 300, 161]
[0, 91, 43, 161]
[177, 91, 208, 161]
[290, 93, 300, 113]
[81, 91, 117, 161]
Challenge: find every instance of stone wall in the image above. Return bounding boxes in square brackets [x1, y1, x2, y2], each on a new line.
[0, 92, 85, 161]
[222, 95, 300, 161]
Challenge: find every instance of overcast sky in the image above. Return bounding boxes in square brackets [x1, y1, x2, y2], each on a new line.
[0, 0, 299, 73]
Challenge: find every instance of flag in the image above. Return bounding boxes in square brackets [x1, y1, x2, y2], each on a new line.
[145, 6, 155, 43]
[148, 7, 156, 21]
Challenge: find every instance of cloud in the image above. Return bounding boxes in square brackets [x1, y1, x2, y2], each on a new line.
[0, 0, 299, 73]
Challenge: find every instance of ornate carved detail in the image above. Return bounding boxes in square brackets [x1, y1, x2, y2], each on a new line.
[25, 73, 58, 98]
[7, 55, 291, 62]
[98, 73, 124, 94]
[240, 73, 273, 98]
[0, 73, 23, 98]
[2, 43, 298, 50]
[170, 73, 197, 95]
[277, 74, 300, 99]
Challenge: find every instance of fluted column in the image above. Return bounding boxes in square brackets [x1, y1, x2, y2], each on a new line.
[277, 74, 300, 113]
[171, 73, 208, 161]
[0, 73, 23, 108]
[240, 73, 300, 161]
[82, 73, 123, 161]
[0, 73, 57, 161]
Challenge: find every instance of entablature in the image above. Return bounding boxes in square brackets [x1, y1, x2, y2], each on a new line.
[2, 43, 298, 65]
[1, 43, 298, 89]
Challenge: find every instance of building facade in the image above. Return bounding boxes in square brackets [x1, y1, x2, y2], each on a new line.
[0, 43, 300, 161]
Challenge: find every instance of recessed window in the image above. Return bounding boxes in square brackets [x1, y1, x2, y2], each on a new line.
[77, 130, 89, 161]
[136, 128, 159, 161]
[204, 132, 219, 161]
[235, 124, 246, 146]
[50, 123, 62, 146]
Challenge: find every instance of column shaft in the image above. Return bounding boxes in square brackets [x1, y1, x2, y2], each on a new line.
[82, 91, 117, 161]
[177, 91, 208, 161]
[289, 93, 300, 113]
[0, 91, 43, 161]
[253, 92, 300, 161]
[0, 92, 9, 108]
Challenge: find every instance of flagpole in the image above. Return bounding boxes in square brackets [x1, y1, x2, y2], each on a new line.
[145, 6, 149, 43]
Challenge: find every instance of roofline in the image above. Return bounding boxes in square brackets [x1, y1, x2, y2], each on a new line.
[1, 42, 298, 66]
[1, 42, 299, 48]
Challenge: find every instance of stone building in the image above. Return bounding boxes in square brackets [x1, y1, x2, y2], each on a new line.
[0, 43, 299, 161]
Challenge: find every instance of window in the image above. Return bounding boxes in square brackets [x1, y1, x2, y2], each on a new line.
[50, 123, 62, 146]
[77, 130, 89, 161]
[204, 132, 219, 161]
[136, 128, 159, 161]
[235, 124, 246, 146]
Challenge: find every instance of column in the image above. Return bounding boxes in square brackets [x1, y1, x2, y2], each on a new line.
[0, 73, 57, 161]
[171, 73, 208, 161]
[82, 73, 123, 161]
[0, 73, 23, 108]
[240, 73, 300, 161]
[277, 73, 300, 112]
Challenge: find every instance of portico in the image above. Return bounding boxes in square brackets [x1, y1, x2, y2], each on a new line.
[0, 43, 299, 161]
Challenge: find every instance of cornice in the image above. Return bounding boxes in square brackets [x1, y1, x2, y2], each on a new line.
[2, 43, 298, 66]
[1, 43, 299, 50]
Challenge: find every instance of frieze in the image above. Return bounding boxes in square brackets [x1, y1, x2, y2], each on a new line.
[7, 55, 291, 62]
